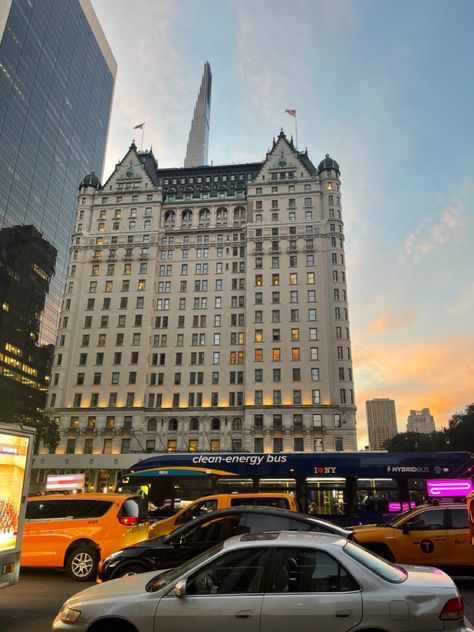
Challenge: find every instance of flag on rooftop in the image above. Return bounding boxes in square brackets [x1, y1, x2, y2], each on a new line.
[285, 109, 296, 117]
[133, 122, 144, 129]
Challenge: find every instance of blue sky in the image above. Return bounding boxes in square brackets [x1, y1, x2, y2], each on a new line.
[92, 0, 474, 446]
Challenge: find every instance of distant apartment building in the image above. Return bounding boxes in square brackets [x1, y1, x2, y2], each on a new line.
[0, 0, 116, 414]
[406, 408, 435, 434]
[31, 130, 357, 491]
[366, 398, 397, 450]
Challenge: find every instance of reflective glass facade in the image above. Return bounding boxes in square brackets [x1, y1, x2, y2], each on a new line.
[0, 0, 115, 346]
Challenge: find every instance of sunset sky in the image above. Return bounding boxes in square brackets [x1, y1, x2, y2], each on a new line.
[92, 0, 474, 447]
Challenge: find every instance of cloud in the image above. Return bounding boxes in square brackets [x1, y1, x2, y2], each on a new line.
[403, 206, 465, 263]
[447, 281, 474, 316]
[368, 311, 418, 334]
[353, 334, 474, 447]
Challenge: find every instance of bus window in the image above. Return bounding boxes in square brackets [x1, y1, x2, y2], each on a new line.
[306, 478, 346, 516]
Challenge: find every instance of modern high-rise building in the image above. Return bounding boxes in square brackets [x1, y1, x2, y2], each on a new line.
[0, 0, 116, 414]
[406, 408, 435, 434]
[366, 398, 398, 450]
[32, 130, 356, 491]
[184, 62, 212, 168]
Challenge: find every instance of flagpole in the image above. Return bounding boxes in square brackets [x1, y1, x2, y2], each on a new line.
[294, 115, 298, 150]
[141, 122, 145, 150]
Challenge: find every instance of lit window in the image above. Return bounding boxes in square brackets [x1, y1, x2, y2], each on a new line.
[272, 348, 281, 362]
[255, 348, 263, 362]
[292, 347, 300, 361]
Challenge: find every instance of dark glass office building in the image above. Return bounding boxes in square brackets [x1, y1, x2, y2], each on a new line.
[0, 0, 116, 415]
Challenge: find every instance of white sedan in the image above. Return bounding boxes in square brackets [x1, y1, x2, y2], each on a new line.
[53, 531, 472, 632]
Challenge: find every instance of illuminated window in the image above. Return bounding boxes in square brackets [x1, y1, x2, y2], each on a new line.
[311, 368, 320, 381]
[255, 348, 263, 362]
[307, 272, 315, 284]
[167, 440, 177, 452]
[105, 281, 113, 292]
[138, 279, 146, 290]
[272, 274, 280, 286]
[292, 347, 300, 361]
[189, 439, 199, 452]
[255, 274, 263, 286]
[272, 348, 281, 362]
[289, 273, 298, 285]
[255, 330, 263, 342]
[210, 439, 220, 452]
[291, 328, 299, 341]
[312, 389, 321, 404]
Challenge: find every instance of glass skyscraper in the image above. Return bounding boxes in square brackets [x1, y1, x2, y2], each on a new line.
[0, 0, 116, 414]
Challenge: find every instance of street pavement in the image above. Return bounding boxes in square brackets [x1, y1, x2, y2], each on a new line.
[0, 568, 473, 631]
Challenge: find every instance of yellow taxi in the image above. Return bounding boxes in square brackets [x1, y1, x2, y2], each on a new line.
[353, 503, 473, 574]
[149, 492, 298, 538]
[21, 493, 149, 581]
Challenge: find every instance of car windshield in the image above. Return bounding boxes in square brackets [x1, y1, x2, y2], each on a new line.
[343, 541, 407, 583]
[146, 542, 224, 592]
[382, 508, 416, 527]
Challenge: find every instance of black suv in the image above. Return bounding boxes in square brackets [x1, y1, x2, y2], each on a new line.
[99, 505, 353, 581]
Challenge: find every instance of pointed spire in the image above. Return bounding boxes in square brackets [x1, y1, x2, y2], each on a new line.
[184, 62, 212, 167]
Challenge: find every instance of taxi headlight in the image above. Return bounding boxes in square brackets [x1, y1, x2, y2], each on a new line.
[60, 606, 81, 624]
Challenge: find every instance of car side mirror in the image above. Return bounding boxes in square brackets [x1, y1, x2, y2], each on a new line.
[401, 525, 410, 534]
[174, 580, 187, 598]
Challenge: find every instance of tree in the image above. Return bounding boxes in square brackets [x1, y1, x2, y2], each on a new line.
[383, 431, 448, 452]
[445, 403, 474, 451]
[18, 413, 60, 455]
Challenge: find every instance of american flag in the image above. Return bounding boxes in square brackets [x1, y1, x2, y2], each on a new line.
[285, 109, 296, 117]
[133, 122, 144, 129]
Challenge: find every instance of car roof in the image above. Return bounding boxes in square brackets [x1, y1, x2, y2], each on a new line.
[27, 493, 138, 502]
[223, 530, 348, 549]
[166, 505, 352, 538]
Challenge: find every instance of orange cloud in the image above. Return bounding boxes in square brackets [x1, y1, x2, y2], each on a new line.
[353, 334, 474, 448]
[369, 311, 418, 334]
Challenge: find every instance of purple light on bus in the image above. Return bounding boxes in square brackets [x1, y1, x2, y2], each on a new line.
[388, 502, 416, 512]
[427, 479, 473, 497]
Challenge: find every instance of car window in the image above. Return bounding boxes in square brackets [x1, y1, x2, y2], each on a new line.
[186, 546, 269, 595]
[343, 541, 407, 584]
[402, 508, 445, 531]
[269, 547, 359, 593]
[176, 500, 218, 524]
[231, 497, 290, 509]
[26, 499, 112, 520]
[289, 518, 340, 534]
[243, 513, 292, 532]
[449, 508, 468, 529]
[182, 516, 242, 543]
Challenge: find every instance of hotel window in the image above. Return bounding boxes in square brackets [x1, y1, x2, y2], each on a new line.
[272, 329, 280, 341]
[272, 368, 281, 382]
[312, 390, 321, 404]
[290, 290, 298, 303]
[292, 348, 300, 361]
[272, 348, 281, 362]
[255, 330, 263, 342]
[293, 390, 302, 404]
[311, 368, 320, 381]
[290, 309, 299, 322]
[289, 273, 298, 285]
[272, 273, 280, 286]
[313, 414, 322, 428]
[308, 308, 317, 321]
[271, 291, 280, 303]
[213, 352, 220, 364]
[273, 391, 282, 405]
[306, 254, 315, 266]
[255, 274, 263, 286]
[273, 438, 283, 453]
[314, 438, 324, 452]
[289, 255, 298, 267]
[255, 348, 263, 362]
[292, 368, 301, 381]
[291, 328, 299, 341]
[310, 347, 319, 361]
[255, 368, 263, 382]
[255, 390, 263, 405]
[307, 272, 315, 284]
[308, 290, 316, 302]
[340, 389, 347, 403]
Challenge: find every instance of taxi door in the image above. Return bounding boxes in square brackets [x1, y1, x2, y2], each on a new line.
[446, 507, 473, 566]
[394, 507, 450, 566]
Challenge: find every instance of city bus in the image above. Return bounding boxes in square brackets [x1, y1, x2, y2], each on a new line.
[119, 451, 474, 526]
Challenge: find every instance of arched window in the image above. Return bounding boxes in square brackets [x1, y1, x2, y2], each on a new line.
[168, 418, 178, 432]
[211, 417, 221, 431]
[216, 207, 228, 222]
[190, 417, 199, 431]
[164, 210, 175, 223]
[181, 209, 193, 223]
[199, 208, 210, 222]
[147, 418, 157, 432]
[232, 417, 242, 431]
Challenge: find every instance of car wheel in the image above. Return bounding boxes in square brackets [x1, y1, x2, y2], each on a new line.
[66, 545, 99, 581]
[113, 563, 149, 579]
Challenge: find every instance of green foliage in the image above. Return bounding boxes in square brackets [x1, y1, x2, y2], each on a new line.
[384, 403, 474, 452]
